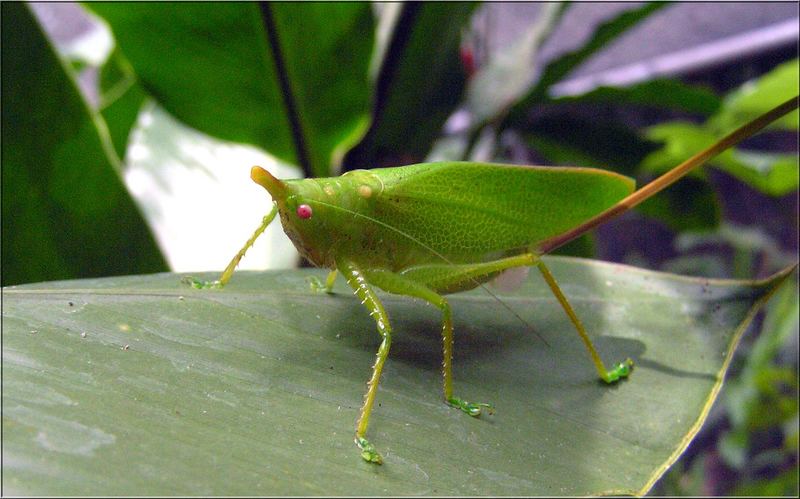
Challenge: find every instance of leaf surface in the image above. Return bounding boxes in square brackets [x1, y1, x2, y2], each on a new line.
[3, 257, 792, 495]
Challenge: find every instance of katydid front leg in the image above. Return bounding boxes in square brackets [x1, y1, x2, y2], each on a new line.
[183, 204, 280, 289]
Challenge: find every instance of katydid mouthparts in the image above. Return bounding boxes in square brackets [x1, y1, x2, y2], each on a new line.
[185, 96, 798, 465]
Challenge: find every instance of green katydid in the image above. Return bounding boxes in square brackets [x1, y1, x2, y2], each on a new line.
[186, 96, 798, 464]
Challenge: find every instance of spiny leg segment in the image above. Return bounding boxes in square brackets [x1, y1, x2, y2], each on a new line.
[337, 258, 391, 465]
[364, 269, 493, 417]
[183, 203, 279, 289]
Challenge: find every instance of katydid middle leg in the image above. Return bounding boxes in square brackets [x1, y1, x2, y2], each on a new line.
[337, 258, 392, 464]
[363, 268, 493, 417]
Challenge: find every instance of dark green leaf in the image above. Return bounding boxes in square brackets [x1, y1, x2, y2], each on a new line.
[345, 3, 478, 168]
[89, 3, 374, 177]
[551, 233, 596, 258]
[731, 467, 799, 496]
[3, 258, 791, 495]
[551, 78, 722, 116]
[636, 176, 721, 232]
[522, 114, 658, 174]
[1, 3, 166, 286]
[268, 3, 375, 176]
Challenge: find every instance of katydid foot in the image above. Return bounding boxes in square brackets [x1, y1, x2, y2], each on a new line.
[601, 358, 634, 383]
[308, 270, 338, 294]
[307, 276, 333, 294]
[181, 276, 222, 290]
[447, 397, 494, 417]
[356, 436, 383, 464]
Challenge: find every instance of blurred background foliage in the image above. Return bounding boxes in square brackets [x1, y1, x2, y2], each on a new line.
[2, 2, 797, 495]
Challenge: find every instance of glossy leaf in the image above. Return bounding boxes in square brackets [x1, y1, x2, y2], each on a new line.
[3, 257, 792, 495]
[89, 3, 374, 177]
[1, 3, 166, 286]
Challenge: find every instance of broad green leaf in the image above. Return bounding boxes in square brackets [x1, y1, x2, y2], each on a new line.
[268, 4, 374, 175]
[1, 3, 166, 286]
[345, 3, 477, 168]
[711, 59, 799, 133]
[3, 257, 792, 495]
[642, 122, 799, 196]
[88, 3, 374, 177]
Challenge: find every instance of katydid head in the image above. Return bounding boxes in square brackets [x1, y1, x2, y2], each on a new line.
[250, 166, 333, 266]
[250, 166, 395, 261]
[251, 166, 288, 201]
[251, 166, 312, 219]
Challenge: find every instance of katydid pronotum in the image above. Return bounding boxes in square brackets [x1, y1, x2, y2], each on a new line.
[186, 96, 798, 464]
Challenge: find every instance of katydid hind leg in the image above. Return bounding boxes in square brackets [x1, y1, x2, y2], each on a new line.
[402, 254, 633, 383]
[363, 269, 493, 418]
[337, 258, 392, 464]
[535, 260, 633, 383]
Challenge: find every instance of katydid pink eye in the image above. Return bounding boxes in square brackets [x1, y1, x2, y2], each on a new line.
[296, 204, 313, 219]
